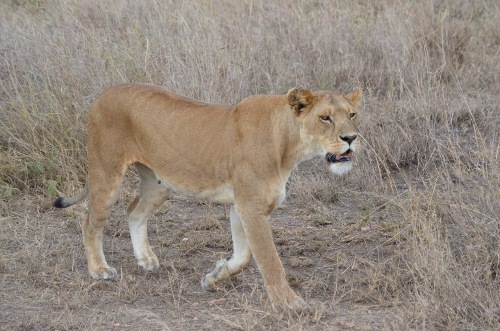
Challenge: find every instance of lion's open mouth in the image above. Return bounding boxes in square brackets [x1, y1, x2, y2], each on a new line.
[326, 149, 353, 163]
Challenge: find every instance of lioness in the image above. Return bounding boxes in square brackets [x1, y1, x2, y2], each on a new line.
[53, 83, 361, 312]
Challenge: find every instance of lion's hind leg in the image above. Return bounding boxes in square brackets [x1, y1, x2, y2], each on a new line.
[201, 206, 252, 289]
[127, 163, 173, 272]
[84, 170, 127, 280]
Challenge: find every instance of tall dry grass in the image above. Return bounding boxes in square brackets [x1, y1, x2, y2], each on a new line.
[1, 0, 500, 329]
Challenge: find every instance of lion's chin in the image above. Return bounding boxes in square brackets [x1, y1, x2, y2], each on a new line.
[328, 161, 353, 176]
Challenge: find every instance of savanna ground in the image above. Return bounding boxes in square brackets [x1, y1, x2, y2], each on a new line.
[1, 0, 500, 329]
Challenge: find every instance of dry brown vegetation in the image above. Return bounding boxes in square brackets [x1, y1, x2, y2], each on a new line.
[1, 0, 500, 329]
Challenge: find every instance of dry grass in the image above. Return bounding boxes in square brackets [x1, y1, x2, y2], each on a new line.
[1, 0, 500, 329]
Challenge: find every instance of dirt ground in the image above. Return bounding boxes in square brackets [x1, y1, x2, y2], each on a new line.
[1, 161, 406, 330]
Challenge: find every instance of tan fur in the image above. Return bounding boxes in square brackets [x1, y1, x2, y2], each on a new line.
[54, 83, 362, 312]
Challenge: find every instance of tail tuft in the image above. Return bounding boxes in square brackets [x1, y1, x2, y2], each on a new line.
[53, 197, 68, 208]
[52, 187, 89, 208]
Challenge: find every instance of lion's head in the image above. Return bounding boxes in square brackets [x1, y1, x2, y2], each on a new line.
[288, 87, 362, 175]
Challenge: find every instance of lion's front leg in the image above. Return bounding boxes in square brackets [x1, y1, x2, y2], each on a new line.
[234, 202, 308, 313]
[201, 206, 252, 289]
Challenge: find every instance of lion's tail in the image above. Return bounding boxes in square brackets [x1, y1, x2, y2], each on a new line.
[53, 186, 89, 208]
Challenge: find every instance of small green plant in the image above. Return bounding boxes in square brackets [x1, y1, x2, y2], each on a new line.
[1, 186, 21, 202]
[22, 160, 45, 176]
[45, 179, 59, 198]
[21, 159, 59, 179]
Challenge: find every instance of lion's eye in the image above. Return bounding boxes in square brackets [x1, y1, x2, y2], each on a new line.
[319, 115, 332, 123]
[349, 113, 356, 119]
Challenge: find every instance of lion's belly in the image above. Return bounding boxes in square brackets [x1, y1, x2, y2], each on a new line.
[159, 175, 235, 204]
[197, 184, 235, 204]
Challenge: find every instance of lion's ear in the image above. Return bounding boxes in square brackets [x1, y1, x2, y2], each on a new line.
[345, 89, 362, 107]
[287, 88, 315, 116]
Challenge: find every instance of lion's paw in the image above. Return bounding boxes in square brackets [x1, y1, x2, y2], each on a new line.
[200, 259, 228, 290]
[274, 299, 311, 317]
[90, 267, 118, 280]
[287, 297, 310, 311]
[137, 255, 160, 272]
[271, 292, 311, 315]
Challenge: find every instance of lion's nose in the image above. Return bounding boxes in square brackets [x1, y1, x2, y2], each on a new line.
[340, 134, 357, 145]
